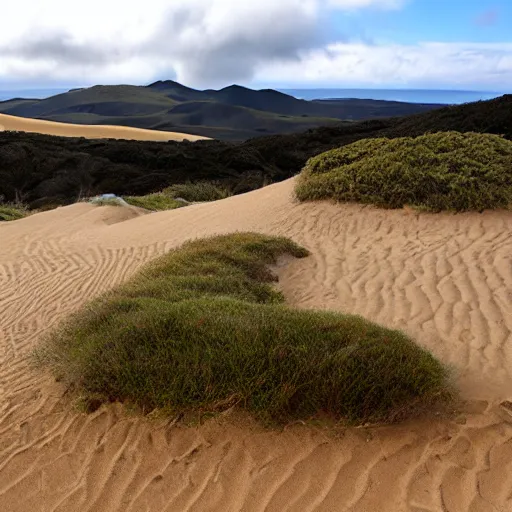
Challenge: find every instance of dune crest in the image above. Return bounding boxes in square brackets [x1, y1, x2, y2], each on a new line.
[1, 178, 511, 511]
[0, 113, 208, 141]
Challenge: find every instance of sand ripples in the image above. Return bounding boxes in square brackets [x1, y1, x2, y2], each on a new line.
[1, 179, 511, 511]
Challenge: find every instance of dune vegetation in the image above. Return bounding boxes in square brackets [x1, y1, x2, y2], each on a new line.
[0, 202, 28, 221]
[296, 132, 512, 212]
[92, 184, 229, 212]
[89, 197, 123, 207]
[124, 192, 187, 211]
[163, 181, 232, 202]
[1, 94, 510, 210]
[34, 233, 451, 424]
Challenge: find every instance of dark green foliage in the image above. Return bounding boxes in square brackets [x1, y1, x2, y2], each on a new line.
[123, 193, 186, 211]
[1, 95, 510, 210]
[384, 95, 512, 139]
[35, 233, 451, 424]
[163, 181, 231, 202]
[0, 203, 28, 221]
[296, 132, 512, 211]
[91, 198, 122, 207]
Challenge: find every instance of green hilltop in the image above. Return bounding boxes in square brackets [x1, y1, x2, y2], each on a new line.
[0, 81, 445, 141]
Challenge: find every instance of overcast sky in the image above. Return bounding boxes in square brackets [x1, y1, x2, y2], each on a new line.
[1, 0, 511, 91]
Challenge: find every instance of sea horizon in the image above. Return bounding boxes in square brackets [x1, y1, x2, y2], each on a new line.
[279, 88, 505, 105]
[0, 86, 506, 105]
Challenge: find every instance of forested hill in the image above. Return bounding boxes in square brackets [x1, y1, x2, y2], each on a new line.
[1, 94, 510, 208]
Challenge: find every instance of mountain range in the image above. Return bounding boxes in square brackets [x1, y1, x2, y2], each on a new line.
[0, 81, 445, 141]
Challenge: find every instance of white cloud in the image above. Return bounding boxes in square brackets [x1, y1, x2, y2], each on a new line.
[1, 0, 322, 86]
[327, 0, 405, 9]
[0, 0, 395, 46]
[257, 42, 512, 89]
[0, 0, 510, 90]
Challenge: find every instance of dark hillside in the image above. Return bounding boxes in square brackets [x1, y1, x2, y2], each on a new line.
[313, 98, 446, 120]
[3, 85, 176, 118]
[1, 95, 510, 208]
[0, 81, 445, 141]
[249, 95, 512, 167]
[207, 85, 319, 116]
[146, 80, 211, 102]
[164, 101, 342, 134]
[384, 94, 512, 137]
[0, 98, 40, 112]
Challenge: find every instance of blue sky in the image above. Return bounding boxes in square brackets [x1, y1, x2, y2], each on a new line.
[328, 1, 511, 44]
[0, 0, 510, 93]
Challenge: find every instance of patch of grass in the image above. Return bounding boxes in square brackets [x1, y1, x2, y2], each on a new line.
[0, 203, 28, 221]
[296, 132, 512, 212]
[34, 233, 451, 424]
[36, 203, 62, 212]
[163, 181, 232, 202]
[90, 198, 123, 207]
[124, 193, 187, 211]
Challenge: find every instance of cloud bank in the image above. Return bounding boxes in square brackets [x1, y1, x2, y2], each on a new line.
[259, 42, 512, 89]
[0, 0, 510, 89]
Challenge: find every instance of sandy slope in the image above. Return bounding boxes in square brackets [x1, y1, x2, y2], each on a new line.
[1, 179, 511, 511]
[0, 113, 208, 141]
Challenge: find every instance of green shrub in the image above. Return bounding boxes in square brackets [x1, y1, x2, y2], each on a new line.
[0, 203, 28, 221]
[124, 193, 186, 211]
[36, 203, 62, 212]
[163, 181, 231, 202]
[296, 132, 512, 212]
[90, 198, 123, 207]
[34, 233, 451, 424]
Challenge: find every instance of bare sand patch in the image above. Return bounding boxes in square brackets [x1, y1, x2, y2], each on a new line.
[1, 178, 511, 511]
[0, 113, 208, 141]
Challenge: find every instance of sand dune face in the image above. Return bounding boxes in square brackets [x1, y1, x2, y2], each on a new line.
[1, 179, 511, 511]
[0, 113, 208, 141]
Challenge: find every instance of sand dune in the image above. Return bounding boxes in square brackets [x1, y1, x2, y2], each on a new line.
[0, 113, 208, 141]
[1, 179, 511, 511]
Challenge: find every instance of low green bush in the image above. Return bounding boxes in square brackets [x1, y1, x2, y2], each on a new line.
[0, 203, 28, 221]
[34, 233, 451, 424]
[124, 193, 186, 211]
[296, 132, 512, 212]
[163, 181, 231, 202]
[90, 198, 122, 207]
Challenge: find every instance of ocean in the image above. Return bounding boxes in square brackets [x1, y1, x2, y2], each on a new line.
[0, 87, 506, 105]
[279, 89, 505, 105]
[0, 88, 69, 101]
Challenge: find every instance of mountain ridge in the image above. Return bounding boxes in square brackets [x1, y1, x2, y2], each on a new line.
[0, 81, 446, 141]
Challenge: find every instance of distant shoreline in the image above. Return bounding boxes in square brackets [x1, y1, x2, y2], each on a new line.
[0, 86, 505, 104]
[279, 88, 504, 104]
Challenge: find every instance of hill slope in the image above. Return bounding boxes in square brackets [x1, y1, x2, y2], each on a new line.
[0, 82, 445, 141]
[1, 85, 177, 118]
[1, 94, 510, 207]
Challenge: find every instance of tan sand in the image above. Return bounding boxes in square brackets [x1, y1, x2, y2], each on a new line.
[0, 113, 208, 141]
[0, 178, 511, 511]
